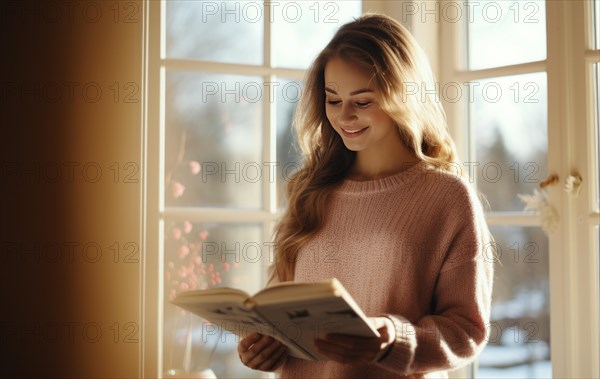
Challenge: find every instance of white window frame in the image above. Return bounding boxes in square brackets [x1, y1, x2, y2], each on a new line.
[140, 1, 382, 377]
[140, 0, 600, 377]
[438, 0, 600, 377]
[141, 0, 304, 375]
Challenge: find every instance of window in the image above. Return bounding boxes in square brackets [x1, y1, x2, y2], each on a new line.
[143, 1, 600, 378]
[145, 1, 361, 377]
[466, 2, 551, 377]
[441, 0, 600, 377]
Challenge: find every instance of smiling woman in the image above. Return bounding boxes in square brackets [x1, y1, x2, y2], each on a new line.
[323, 58, 416, 180]
[237, 14, 494, 379]
[145, 1, 600, 378]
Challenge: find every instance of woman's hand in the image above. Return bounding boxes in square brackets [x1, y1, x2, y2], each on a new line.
[238, 332, 288, 372]
[314, 317, 396, 364]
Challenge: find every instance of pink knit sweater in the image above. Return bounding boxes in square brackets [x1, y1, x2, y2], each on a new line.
[279, 161, 494, 378]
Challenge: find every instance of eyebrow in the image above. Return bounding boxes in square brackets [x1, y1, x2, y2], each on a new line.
[324, 87, 374, 96]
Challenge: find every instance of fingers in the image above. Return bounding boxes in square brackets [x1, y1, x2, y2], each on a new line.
[318, 333, 381, 352]
[238, 333, 288, 372]
[314, 333, 391, 364]
[238, 332, 261, 353]
[377, 326, 390, 345]
[314, 337, 375, 364]
[255, 342, 287, 371]
[245, 335, 281, 367]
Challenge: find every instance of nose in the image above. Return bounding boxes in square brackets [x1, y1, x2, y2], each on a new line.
[338, 102, 357, 124]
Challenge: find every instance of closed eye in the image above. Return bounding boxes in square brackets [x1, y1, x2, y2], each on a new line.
[326, 99, 341, 105]
[355, 101, 371, 108]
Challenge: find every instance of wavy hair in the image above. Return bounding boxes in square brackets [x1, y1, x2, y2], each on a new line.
[270, 14, 461, 283]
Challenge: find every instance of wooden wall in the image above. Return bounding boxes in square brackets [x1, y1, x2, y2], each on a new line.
[1, 1, 143, 377]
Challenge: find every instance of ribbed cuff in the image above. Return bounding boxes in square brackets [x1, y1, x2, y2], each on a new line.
[374, 315, 417, 374]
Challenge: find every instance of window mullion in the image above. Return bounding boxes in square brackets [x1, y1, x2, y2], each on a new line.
[545, 2, 576, 376]
[262, 0, 276, 292]
[162, 58, 305, 78]
[440, 1, 468, 163]
[162, 207, 277, 222]
[455, 60, 547, 82]
[570, 1, 600, 375]
[262, 1, 274, 214]
[484, 212, 542, 226]
[546, 1, 600, 377]
[143, 0, 163, 377]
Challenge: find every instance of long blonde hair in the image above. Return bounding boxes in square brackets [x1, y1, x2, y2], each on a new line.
[270, 14, 460, 283]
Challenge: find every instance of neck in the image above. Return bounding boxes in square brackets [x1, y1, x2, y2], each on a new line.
[348, 143, 419, 181]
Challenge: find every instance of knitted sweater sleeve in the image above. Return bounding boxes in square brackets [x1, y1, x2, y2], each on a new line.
[375, 181, 494, 376]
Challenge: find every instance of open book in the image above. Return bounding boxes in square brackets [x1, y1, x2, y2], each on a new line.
[171, 278, 380, 361]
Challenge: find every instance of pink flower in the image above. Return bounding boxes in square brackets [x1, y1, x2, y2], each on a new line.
[199, 230, 209, 240]
[183, 221, 193, 234]
[172, 227, 182, 240]
[178, 245, 190, 259]
[178, 266, 188, 278]
[189, 161, 201, 175]
[179, 282, 189, 291]
[171, 180, 185, 199]
[223, 262, 230, 272]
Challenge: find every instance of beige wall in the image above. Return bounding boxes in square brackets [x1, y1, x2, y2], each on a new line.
[1, 1, 143, 376]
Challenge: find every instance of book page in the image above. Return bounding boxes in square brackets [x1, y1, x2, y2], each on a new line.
[252, 279, 340, 305]
[255, 296, 380, 361]
[173, 296, 317, 360]
[172, 293, 273, 339]
[172, 279, 380, 361]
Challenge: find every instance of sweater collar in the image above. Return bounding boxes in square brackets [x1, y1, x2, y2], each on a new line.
[337, 160, 429, 194]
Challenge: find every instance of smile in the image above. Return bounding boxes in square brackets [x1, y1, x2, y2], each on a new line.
[341, 126, 369, 137]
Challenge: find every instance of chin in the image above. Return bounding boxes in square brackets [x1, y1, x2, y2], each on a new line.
[342, 142, 364, 152]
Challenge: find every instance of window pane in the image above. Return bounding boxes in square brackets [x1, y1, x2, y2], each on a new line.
[272, 1, 361, 68]
[467, 0, 546, 70]
[275, 78, 302, 209]
[163, 222, 265, 378]
[165, 72, 263, 209]
[470, 73, 548, 212]
[166, 0, 263, 65]
[477, 226, 551, 378]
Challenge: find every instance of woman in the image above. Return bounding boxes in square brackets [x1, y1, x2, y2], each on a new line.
[238, 14, 494, 378]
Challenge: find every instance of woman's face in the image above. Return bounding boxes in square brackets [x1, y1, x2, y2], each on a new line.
[324, 57, 401, 153]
